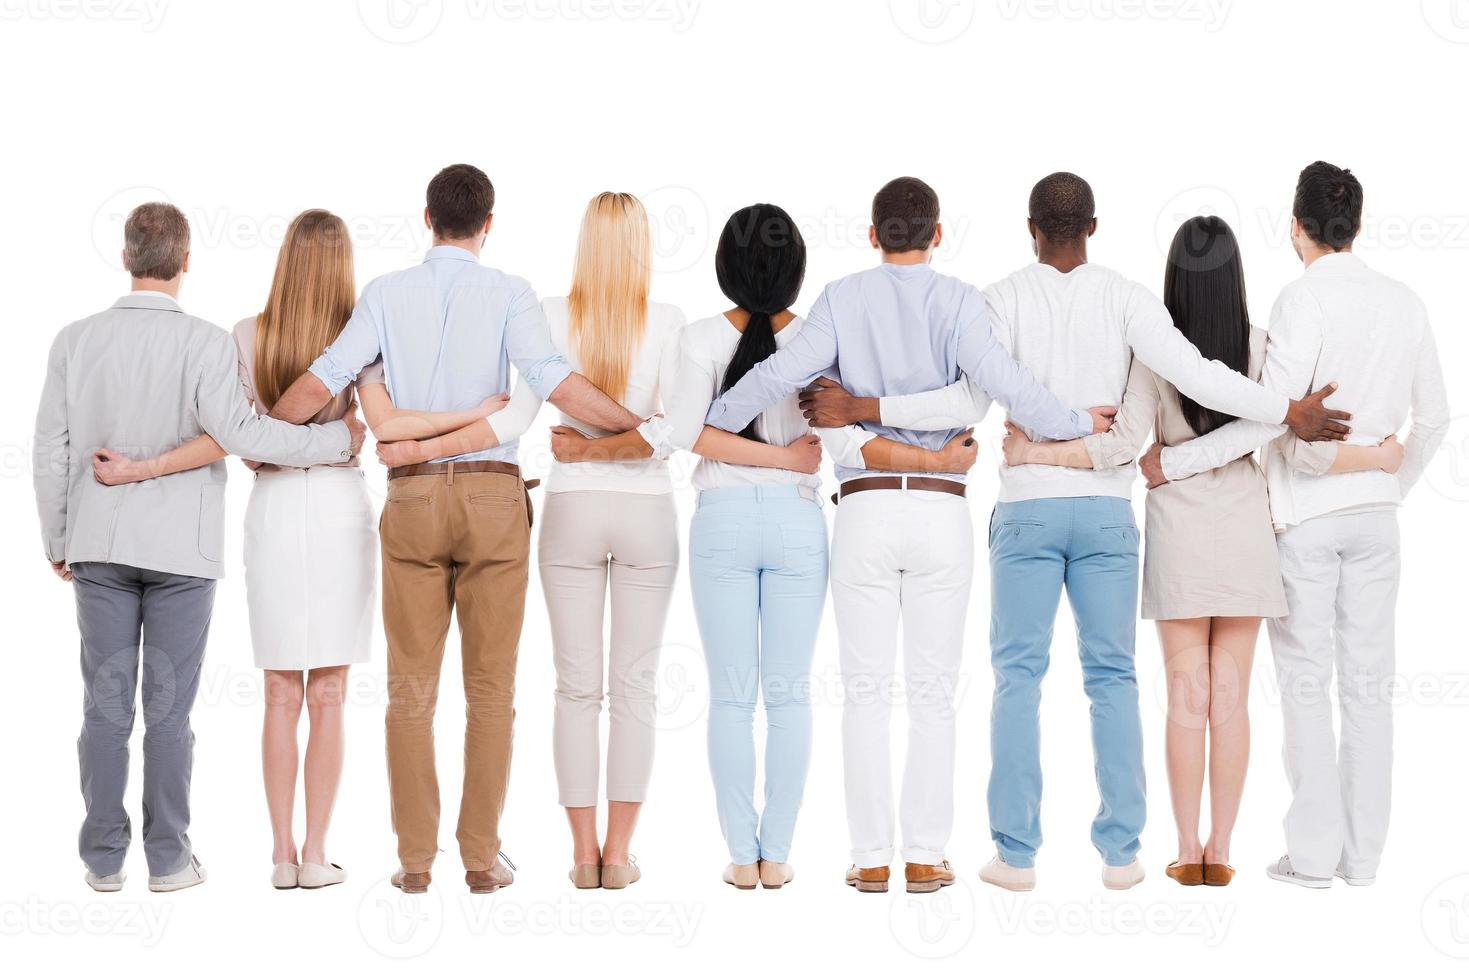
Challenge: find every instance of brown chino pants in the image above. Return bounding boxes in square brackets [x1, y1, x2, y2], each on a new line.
[380, 470, 531, 873]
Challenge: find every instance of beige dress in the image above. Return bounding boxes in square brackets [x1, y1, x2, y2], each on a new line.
[1084, 328, 1288, 621]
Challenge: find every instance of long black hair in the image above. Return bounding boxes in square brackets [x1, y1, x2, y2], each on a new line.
[1163, 215, 1252, 437]
[716, 203, 807, 440]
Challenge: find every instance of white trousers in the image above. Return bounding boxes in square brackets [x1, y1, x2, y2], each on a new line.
[830, 488, 973, 867]
[1269, 509, 1400, 879]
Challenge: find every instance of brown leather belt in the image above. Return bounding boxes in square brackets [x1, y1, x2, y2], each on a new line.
[388, 460, 540, 489]
[833, 476, 966, 505]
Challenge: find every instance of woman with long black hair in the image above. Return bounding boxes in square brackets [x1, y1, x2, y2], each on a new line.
[1001, 215, 1401, 888]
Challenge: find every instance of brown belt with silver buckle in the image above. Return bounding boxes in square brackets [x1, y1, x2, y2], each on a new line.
[388, 460, 540, 489]
[832, 476, 966, 505]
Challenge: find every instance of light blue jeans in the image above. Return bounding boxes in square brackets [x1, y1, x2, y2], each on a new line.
[688, 486, 828, 865]
[987, 496, 1145, 868]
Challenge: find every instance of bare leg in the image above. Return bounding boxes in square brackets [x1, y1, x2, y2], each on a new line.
[1157, 618, 1211, 865]
[566, 807, 600, 867]
[1203, 616, 1259, 867]
[263, 670, 305, 865]
[301, 665, 349, 867]
[602, 801, 642, 866]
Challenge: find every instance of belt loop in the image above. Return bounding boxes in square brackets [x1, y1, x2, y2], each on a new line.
[447, 461, 455, 486]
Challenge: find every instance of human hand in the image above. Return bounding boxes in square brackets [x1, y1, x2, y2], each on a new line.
[1284, 382, 1352, 442]
[1089, 406, 1117, 434]
[376, 439, 422, 469]
[1140, 442, 1168, 489]
[479, 393, 512, 417]
[799, 378, 879, 428]
[1001, 422, 1034, 468]
[782, 434, 823, 474]
[50, 559, 72, 582]
[550, 425, 591, 463]
[940, 428, 979, 471]
[1377, 434, 1404, 474]
[343, 399, 367, 457]
[91, 449, 145, 486]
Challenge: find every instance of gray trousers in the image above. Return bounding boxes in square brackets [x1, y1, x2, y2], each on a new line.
[72, 562, 215, 876]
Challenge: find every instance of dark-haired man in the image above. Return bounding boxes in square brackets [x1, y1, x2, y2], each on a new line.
[268, 164, 646, 894]
[1141, 162, 1449, 889]
[801, 172, 1349, 891]
[706, 177, 1110, 894]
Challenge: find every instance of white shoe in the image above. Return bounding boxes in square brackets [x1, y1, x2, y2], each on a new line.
[978, 854, 1036, 892]
[149, 855, 207, 893]
[298, 862, 347, 889]
[85, 870, 126, 892]
[1103, 859, 1146, 890]
[271, 862, 299, 889]
[1265, 855, 1331, 889]
[1334, 865, 1376, 887]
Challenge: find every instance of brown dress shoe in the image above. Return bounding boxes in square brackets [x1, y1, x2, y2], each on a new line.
[845, 864, 890, 893]
[466, 858, 514, 894]
[905, 860, 956, 893]
[391, 868, 431, 893]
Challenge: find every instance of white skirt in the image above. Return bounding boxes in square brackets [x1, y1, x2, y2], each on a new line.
[243, 467, 377, 670]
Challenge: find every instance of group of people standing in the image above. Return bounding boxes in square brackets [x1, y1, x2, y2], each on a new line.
[34, 161, 1447, 898]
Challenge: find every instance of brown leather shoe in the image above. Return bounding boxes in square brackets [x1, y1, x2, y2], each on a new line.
[466, 858, 514, 894]
[1167, 862, 1205, 886]
[391, 868, 431, 893]
[1203, 863, 1235, 887]
[845, 865, 890, 893]
[905, 860, 956, 893]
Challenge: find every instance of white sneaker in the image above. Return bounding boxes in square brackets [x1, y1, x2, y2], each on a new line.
[85, 870, 126, 892]
[271, 862, 299, 889]
[1334, 865, 1376, 887]
[1265, 855, 1331, 889]
[1102, 859, 1145, 890]
[298, 862, 347, 889]
[978, 854, 1036, 892]
[149, 855, 207, 893]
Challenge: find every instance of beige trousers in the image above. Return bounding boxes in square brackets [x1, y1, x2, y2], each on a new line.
[538, 490, 679, 807]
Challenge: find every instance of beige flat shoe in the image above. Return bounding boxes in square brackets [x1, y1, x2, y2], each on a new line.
[723, 862, 759, 889]
[299, 862, 346, 889]
[759, 860, 793, 889]
[601, 858, 641, 890]
[569, 863, 601, 889]
[270, 862, 299, 890]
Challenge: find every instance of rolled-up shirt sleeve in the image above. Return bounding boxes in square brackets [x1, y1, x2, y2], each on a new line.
[505, 283, 573, 400]
[705, 291, 839, 433]
[310, 283, 384, 397]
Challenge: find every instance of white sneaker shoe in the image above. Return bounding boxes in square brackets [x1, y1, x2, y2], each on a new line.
[1102, 859, 1145, 890]
[1334, 865, 1376, 887]
[85, 870, 126, 892]
[149, 855, 207, 893]
[978, 854, 1036, 892]
[271, 862, 299, 889]
[1265, 855, 1331, 889]
[299, 862, 347, 889]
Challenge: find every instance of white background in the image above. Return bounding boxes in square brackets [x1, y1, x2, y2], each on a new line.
[2, 0, 1467, 974]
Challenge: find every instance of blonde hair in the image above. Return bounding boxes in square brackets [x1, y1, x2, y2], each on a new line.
[253, 210, 357, 411]
[566, 192, 651, 402]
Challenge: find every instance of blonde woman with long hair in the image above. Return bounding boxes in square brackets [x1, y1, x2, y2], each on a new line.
[91, 209, 507, 889]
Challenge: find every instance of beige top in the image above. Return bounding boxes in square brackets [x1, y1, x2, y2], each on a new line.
[233, 316, 383, 469]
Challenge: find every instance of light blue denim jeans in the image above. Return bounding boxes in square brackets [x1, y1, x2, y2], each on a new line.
[688, 486, 828, 865]
[987, 496, 1145, 868]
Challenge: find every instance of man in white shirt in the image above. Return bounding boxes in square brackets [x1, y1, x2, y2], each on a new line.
[1143, 162, 1450, 889]
[800, 173, 1348, 891]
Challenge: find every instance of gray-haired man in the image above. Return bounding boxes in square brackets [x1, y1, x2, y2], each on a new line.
[33, 203, 364, 892]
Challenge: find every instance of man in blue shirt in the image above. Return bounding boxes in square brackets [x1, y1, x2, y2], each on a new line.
[706, 177, 1108, 894]
[270, 165, 642, 895]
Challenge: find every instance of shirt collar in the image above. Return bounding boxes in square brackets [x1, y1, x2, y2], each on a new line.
[112, 291, 183, 312]
[1303, 251, 1364, 276]
[879, 260, 935, 278]
[424, 245, 480, 264]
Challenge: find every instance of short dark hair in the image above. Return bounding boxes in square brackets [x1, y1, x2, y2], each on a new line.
[871, 177, 940, 252]
[427, 163, 495, 240]
[1292, 161, 1362, 251]
[123, 202, 190, 280]
[1028, 172, 1095, 243]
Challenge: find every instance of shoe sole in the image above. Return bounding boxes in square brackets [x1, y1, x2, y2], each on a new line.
[149, 877, 206, 893]
[468, 884, 509, 894]
[726, 880, 757, 890]
[1267, 870, 1331, 889]
[1103, 879, 1145, 891]
[906, 879, 954, 894]
[1335, 874, 1375, 887]
[272, 884, 299, 891]
[392, 881, 429, 894]
[846, 879, 888, 893]
[88, 883, 125, 893]
[298, 881, 344, 890]
[979, 874, 1035, 892]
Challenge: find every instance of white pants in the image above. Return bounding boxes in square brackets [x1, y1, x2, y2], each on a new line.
[1269, 509, 1400, 879]
[830, 488, 973, 867]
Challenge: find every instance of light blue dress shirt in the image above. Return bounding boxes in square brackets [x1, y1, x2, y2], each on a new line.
[703, 262, 1092, 481]
[309, 246, 572, 463]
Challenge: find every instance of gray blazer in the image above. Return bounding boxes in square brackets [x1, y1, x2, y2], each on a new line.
[33, 293, 351, 579]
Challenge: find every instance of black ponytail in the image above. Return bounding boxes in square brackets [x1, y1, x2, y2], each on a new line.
[715, 203, 806, 440]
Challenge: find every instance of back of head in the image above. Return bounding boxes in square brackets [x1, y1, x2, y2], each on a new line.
[254, 209, 357, 411]
[1027, 172, 1095, 245]
[124, 202, 190, 281]
[871, 177, 940, 252]
[1292, 160, 1362, 251]
[427, 163, 495, 241]
[716, 203, 807, 439]
[567, 191, 652, 403]
[1163, 215, 1251, 436]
